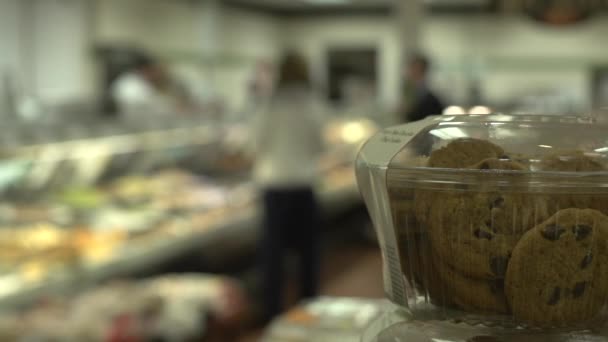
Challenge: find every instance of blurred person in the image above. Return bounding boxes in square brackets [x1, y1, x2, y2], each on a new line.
[252, 52, 324, 322]
[111, 53, 194, 119]
[235, 59, 275, 123]
[248, 59, 275, 106]
[400, 53, 445, 122]
[173, 64, 228, 121]
[342, 76, 378, 119]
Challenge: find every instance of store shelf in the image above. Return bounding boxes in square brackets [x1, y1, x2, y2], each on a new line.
[0, 170, 359, 309]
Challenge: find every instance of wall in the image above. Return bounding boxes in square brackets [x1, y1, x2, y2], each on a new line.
[13, 3, 608, 114]
[94, 0, 281, 57]
[2, 0, 282, 114]
[0, 0, 93, 113]
[95, 0, 202, 53]
[29, 0, 93, 104]
[0, 0, 25, 114]
[0, 0, 23, 82]
[214, 7, 282, 111]
[93, 0, 282, 112]
[423, 14, 608, 110]
[285, 13, 608, 113]
[283, 16, 401, 112]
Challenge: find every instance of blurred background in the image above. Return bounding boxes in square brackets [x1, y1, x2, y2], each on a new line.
[0, 0, 607, 341]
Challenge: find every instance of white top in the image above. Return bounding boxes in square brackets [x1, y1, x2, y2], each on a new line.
[110, 72, 173, 118]
[252, 86, 324, 188]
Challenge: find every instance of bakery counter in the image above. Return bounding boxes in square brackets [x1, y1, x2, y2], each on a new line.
[0, 205, 256, 309]
[0, 117, 374, 310]
[0, 273, 249, 341]
[0, 167, 359, 309]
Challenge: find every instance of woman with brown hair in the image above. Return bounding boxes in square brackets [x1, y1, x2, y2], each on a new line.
[253, 52, 324, 322]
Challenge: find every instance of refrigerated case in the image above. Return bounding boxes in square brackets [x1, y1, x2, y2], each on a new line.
[0, 273, 248, 341]
[0, 117, 376, 311]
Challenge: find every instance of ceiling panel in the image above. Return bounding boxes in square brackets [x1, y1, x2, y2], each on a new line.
[223, 0, 495, 15]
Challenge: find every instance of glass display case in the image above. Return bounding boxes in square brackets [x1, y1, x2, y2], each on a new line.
[0, 120, 253, 307]
[0, 273, 247, 341]
[0, 117, 376, 311]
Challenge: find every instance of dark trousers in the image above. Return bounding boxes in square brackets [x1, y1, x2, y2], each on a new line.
[260, 186, 320, 321]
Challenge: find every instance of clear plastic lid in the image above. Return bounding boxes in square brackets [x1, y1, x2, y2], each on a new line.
[364, 114, 608, 192]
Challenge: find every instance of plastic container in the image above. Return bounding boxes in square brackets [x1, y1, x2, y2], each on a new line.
[356, 114, 608, 330]
[361, 302, 608, 341]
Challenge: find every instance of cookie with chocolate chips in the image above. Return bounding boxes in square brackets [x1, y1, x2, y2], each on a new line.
[390, 191, 423, 234]
[428, 138, 506, 169]
[424, 190, 548, 280]
[471, 158, 527, 171]
[414, 156, 525, 228]
[539, 150, 605, 172]
[505, 208, 608, 327]
[420, 157, 546, 279]
[432, 253, 510, 314]
[536, 151, 608, 217]
[397, 229, 457, 308]
[415, 139, 512, 228]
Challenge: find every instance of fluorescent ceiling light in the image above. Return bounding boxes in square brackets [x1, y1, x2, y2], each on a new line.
[306, 0, 350, 4]
[424, 0, 488, 4]
[443, 106, 466, 115]
[469, 105, 491, 115]
[341, 122, 366, 144]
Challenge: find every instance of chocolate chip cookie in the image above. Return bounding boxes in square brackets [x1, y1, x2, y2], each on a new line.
[397, 229, 454, 308]
[397, 229, 506, 314]
[539, 151, 608, 215]
[471, 158, 527, 171]
[428, 138, 505, 169]
[416, 153, 525, 227]
[539, 151, 605, 172]
[425, 190, 547, 280]
[432, 253, 510, 314]
[505, 208, 608, 327]
[416, 153, 546, 280]
[392, 197, 423, 234]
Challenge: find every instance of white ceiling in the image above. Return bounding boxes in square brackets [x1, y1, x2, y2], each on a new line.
[225, 0, 492, 11]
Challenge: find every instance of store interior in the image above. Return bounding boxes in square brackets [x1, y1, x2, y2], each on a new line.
[1, 0, 608, 341]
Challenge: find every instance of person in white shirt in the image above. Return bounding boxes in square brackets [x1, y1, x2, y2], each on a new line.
[111, 55, 187, 120]
[253, 52, 324, 322]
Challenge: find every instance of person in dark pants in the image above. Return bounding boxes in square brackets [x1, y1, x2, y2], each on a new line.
[401, 53, 445, 122]
[261, 188, 320, 318]
[252, 53, 324, 322]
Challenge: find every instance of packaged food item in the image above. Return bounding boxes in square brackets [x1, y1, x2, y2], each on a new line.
[356, 114, 608, 329]
[0, 274, 245, 341]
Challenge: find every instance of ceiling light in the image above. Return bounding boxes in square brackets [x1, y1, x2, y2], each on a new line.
[424, 0, 489, 4]
[443, 106, 466, 115]
[306, 0, 350, 5]
[341, 122, 366, 144]
[469, 106, 491, 115]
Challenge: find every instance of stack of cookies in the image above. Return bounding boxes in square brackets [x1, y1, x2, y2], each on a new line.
[392, 138, 608, 327]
